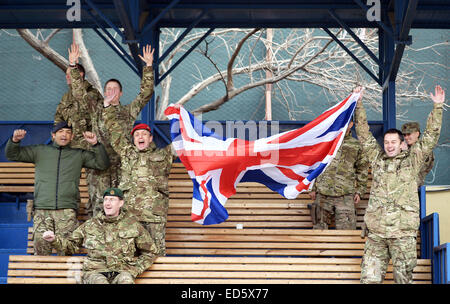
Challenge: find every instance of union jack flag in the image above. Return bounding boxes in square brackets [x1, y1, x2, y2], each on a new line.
[164, 92, 360, 225]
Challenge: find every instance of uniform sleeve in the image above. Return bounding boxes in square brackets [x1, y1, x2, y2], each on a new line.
[81, 143, 111, 170]
[102, 106, 132, 156]
[165, 143, 177, 163]
[354, 103, 383, 161]
[5, 138, 37, 163]
[70, 67, 103, 113]
[410, 103, 443, 167]
[127, 66, 155, 120]
[354, 145, 369, 197]
[52, 224, 85, 255]
[54, 92, 70, 124]
[129, 224, 158, 278]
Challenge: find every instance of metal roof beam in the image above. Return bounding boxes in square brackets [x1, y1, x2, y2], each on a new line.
[382, 0, 418, 89]
[112, 0, 143, 74]
[157, 9, 209, 65]
[327, 9, 381, 66]
[156, 28, 215, 86]
[322, 27, 381, 86]
[139, 0, 181, 38]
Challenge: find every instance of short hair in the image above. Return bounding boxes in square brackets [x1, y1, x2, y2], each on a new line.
[76, 64, 85, 78]
[383, 128, 404, 142]
[104, 78, 123, 92]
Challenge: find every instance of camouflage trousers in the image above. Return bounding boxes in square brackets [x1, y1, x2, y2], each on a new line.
[360, 234, 417, 284]
[82, 271, 134, 284]
[33, 209, 79, 256]
[85, 166, 120, 218]
[312, 193, 357, 230]
[141, 221, 167, 256]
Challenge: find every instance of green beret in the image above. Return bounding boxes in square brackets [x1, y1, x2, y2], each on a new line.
[103, 187, 124, 199]
[401, 122, 420, 134]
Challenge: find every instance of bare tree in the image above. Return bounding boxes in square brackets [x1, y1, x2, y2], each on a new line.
[14, 27, 447, 121]
[16, 28, 103, 93]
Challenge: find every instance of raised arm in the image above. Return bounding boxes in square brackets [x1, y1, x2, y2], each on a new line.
[68, 43, 103, 113]
[354, 87, 383, 160]
[102, 106, 132, 156]
[127, 45, 155, 120]
[80, 131, 111, 170]
[354, 146, 369, 202]
[5, 130, 37, 163]
[410, 85, 445, 163]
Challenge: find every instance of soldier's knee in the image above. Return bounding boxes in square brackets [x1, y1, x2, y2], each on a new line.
[82, 272, 109, 284]
[113, 272, 135, 284]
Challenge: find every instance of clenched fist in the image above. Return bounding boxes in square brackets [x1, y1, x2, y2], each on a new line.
[83, 131, 98, 145]
[12, 129, 27, 143]
[42, 231, 56, 242]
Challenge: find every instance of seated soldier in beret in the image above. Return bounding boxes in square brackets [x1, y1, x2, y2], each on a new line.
[43, 187, 158, 284]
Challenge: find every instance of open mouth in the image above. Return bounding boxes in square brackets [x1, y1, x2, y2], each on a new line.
[137, 140, 146, 148]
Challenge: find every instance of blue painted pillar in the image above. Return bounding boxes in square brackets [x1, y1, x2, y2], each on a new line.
[379, 18, 396, 132]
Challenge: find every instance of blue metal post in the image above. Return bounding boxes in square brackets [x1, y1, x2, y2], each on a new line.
[379, 14, 396, 132]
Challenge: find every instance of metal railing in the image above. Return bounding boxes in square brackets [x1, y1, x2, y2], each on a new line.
[433, 243, 449, 284]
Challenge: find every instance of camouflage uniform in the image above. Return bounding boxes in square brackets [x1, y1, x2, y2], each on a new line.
[355, 102, 443, 284]
[103, 110, 176, 256]
[70, 66, 155, 217]
[311, 133, 368, 229]
[401, 122, 435, 186]
[54, 80, 102, 150]
[33, 209, 79, 256]
[50, 208, 157, 284]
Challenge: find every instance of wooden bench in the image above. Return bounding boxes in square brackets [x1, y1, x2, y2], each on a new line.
[0, 161, 87, 196]
[20, 162, 422, 259]
[7, 255, 432, 284]
[5, 162, 431, 283]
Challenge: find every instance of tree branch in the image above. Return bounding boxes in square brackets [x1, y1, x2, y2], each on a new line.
[16, 29, 68, 71]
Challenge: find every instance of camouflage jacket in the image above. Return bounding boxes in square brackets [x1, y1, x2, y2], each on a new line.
[52, 209, 157, 278]
[355, 102, 443, 238]
[312, 133, 368, 197]
[416, 150, 435, 187]
[70, 66, 155, 167]
[103, 106, 176, 223]
[54, 81, 102, 150]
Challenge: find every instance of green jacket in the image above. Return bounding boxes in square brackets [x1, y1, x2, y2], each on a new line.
[5, 139, 110, 210]
[52, 209, 157, 278]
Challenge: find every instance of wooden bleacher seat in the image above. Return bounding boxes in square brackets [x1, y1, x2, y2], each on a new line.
[7, 255, 431, 284]
[0, 162, 87, 194]
[4, 162, 431, 284]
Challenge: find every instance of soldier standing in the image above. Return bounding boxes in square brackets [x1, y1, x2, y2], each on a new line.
[401, 122, 435, 186]
[354, 85, 444, 284]
[42, 187, 157, 284]
[54, 62, 103, 150]
[102, 117, 176, 256]
[309, 119, 369, 230]
[68, 43, 155, 217]
[5, 122, 110, 256]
